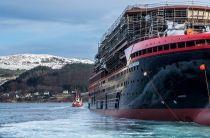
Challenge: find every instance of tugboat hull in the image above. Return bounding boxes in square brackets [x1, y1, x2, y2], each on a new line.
[72, 102, 83, 107]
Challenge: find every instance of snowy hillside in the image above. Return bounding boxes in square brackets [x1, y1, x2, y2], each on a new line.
[0, 54, 93, 70]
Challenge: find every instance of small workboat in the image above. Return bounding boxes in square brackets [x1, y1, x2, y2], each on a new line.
[72, 91, 83, 107]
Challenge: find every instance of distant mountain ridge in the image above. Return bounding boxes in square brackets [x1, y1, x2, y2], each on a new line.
[0, 54, 94, 70]
[0, 63, 94, 102]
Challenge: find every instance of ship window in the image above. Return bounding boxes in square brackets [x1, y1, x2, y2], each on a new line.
[207, 39, 210, 44]
[148, 48, 152, 53]
[153, 47, 158, 52]
[124, 70, 126, 74]
[131, 54, 133, 58]
[136, 65, 139, 70]
[186, 41, 195, 47]
[142, 49, 147, 54]
[135, 52, 138, 57]
[138, 51, 142, 56]
[132, 53, 135, 58]
[131, 54, 134, 58]
[178, 42, 185, 48]
[163, 45, 169, 50]
[170, 43, 177, 49]
[196, 40, 205, 45]
[134, 66, 136, 71]
[131, 67, 133, 72]
[158, 46, 163, 51]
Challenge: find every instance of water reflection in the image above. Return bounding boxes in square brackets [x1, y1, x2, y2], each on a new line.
[0, 103, 210, 138]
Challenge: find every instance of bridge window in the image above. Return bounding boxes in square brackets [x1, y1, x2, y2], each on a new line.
[153, 47, 158, 52]
[207, 39, 210, 44]
[163, 44, 169, 50]
[178, 42, 185, 48]
[196, 40, 205, 45]
[130, 39, 209, 60]
[143, 49, 147, 54]
[148, 48, 152, 53]
[186, 41, 195, 47]
[158, 45, 163, 51]
[170, 43, 177, 49]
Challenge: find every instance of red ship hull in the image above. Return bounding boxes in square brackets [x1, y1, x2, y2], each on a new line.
[92, 108, 210, 126]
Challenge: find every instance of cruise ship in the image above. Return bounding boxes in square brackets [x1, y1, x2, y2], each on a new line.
[88, 3, 210, 126]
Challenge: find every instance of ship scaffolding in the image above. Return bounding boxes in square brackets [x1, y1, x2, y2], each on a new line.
[90, 2, 210, 84]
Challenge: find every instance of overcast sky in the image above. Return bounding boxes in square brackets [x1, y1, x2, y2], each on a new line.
[0, 0, 209, 59]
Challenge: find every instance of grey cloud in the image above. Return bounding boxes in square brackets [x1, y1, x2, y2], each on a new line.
[0, 0, 209, 59]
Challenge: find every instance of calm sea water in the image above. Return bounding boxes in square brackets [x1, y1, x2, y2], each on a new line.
[0, 103, 210, 138]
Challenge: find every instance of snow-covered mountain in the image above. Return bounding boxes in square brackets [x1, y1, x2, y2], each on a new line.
[0, 54, 94, 70]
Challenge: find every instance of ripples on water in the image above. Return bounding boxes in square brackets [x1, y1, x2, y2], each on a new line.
[0, 103, 210, 138]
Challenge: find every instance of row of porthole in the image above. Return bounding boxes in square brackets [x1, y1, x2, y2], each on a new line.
[108, 65, 140, 81]
[120, 79, 141, 87]
[92, 66, 148, 96]
[122, 91, 139, 97]
[92, 77, 144, 96]
[91, 78, 141, 98]
[91, 63, 145, 87]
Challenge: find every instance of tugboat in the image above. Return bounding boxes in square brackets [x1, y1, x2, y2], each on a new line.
[72, 91, 83, 107]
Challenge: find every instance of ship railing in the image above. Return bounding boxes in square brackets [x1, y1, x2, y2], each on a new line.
[127, 1, 210, 9]
[99, 1, 210, 45]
